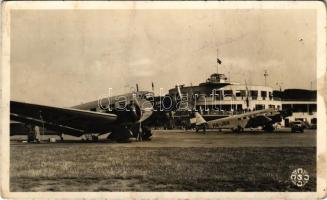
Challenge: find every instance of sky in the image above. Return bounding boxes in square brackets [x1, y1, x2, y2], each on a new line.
[11, 9, 317, 107]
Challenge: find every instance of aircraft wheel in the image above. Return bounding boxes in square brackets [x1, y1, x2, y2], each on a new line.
[264, 125, 274, 133]
[27, 135, 35, 143]
[109, 127, 131, 143]
[237, 126, 243, 133]
[142, 127, 152, 141]
[202, 126, 206, 134]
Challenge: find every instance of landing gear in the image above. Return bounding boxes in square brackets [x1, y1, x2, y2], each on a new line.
[107, 127, 132, 143]
[202, 125, 206, 134]
[107, 125, 152, 143]
[59, 133, 64, 141]
[131, 125, 152, 141]
[195, 124, 206, 134]
[92, 135, 99, 141]
[263, 125, 275, 132]
[27, 133, 36, 143]
[232, 126, 244, 133]
[141, 127, 152, 140]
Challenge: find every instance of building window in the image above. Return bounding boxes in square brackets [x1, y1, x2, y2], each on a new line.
[236, 104, 243, 111]
[250, 90, 258, 100]
[212, 90, 222, 100]
[292, 104, 311, 113]
[310, 104, 317, 113]
[282, 104, 292, 110]
[261, 91, 267, 100]
[235, 90, 246, 98]
[240, 90, 246, 98]
[255, 104, 265, 110]
[224, 90, 233, 97]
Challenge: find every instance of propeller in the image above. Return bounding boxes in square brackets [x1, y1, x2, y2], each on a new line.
[130, 93, 142, 122]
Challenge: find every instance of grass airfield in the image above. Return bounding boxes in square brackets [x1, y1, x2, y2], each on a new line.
[10, 129, 316, 191]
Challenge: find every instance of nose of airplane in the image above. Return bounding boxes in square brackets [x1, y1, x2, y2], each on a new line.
[129, 101, 142, 122]
[134, 103, 142, 121]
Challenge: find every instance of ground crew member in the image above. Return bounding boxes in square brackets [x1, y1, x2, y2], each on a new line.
[26, 124, 34, 143]
[34, 125, 41, 143]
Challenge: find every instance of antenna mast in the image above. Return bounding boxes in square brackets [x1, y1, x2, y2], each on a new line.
[264, 70, 268, 86]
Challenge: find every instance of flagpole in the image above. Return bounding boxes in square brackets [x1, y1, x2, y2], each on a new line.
[216, 48, 219, 74]
[151, 82, 154, 94]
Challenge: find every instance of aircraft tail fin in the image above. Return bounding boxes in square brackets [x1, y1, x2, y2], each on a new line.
[176, 84, 196, 111]
[194, 112, 207, 126]
[176, 84, 206, 126]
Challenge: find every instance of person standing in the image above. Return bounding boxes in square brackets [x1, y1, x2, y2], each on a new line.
[26, 124, 34, 143]
[34, 125, 41, 143]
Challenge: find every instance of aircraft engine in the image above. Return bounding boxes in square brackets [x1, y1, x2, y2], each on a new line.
[113, 101, 142, 123]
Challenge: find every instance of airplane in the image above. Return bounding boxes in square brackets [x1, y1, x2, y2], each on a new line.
[191, 108, 289, 133]
[10, 90, 157, 142]
[174, 85, 291, 133]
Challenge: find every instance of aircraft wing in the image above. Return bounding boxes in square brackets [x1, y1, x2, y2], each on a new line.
[10, 101, 119, 137]
[246, 115, 272, 128]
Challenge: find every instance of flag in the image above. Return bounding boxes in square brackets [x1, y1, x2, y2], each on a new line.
[151, 82, 154, 91]
[217, 58, 222, 64]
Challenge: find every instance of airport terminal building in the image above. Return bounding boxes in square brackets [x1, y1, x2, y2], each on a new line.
[275, 89, 317, 127]
[168, 73, 317, 128]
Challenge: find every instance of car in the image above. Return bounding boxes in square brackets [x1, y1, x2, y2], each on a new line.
[290, 121, 305, 133]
